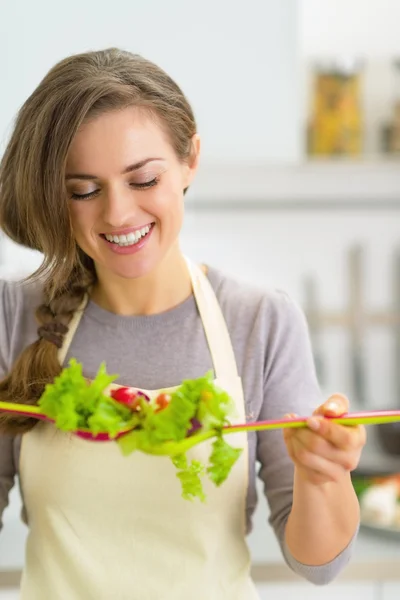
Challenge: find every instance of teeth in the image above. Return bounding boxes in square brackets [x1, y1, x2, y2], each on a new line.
[105, 225, 152, 247]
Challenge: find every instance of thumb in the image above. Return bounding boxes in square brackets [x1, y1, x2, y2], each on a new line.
[313, 393, 349, 417]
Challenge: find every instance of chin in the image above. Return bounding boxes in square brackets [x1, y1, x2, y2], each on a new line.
[99, 254, 160, 281]
[113, 266, 150, 280]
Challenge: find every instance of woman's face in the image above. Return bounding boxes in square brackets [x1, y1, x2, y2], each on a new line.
[66, 107, 198, 280]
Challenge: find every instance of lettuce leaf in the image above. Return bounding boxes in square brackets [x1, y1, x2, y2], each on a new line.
[172, 454, 206, 502]
[38, 359, 133, 437]
[141, 371, 233, 445]
[207, 437, 243, 486]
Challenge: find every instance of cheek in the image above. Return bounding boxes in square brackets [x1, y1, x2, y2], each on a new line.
[68, 204, 99, 253]
[154, 192, 183, 231]
[69, 202, 95, 236]
[152, 177, 184, 218]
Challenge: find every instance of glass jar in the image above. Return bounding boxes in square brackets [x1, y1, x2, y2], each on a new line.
[385, 59, 400, 153]
[308, 58, 364, 157]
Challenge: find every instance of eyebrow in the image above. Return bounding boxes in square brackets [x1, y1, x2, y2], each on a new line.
[65, 158, 163, 181]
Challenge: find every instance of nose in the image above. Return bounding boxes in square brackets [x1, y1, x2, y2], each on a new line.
[101, 184, 137, 228]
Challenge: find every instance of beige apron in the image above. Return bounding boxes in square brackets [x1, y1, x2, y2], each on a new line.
[19, 261, 259, 599]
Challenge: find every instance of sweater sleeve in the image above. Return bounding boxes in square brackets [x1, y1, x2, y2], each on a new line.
[256, 291, 358, 585]
[0, 280, 18, 530]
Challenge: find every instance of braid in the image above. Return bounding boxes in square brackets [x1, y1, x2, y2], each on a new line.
[0, 263, 94, 435]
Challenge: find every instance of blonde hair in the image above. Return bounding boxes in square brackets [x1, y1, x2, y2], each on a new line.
[0, 48, 197, 434]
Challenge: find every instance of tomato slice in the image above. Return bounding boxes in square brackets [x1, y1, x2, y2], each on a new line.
[154, 393, 171, 412]
[111, 387, 142, 411]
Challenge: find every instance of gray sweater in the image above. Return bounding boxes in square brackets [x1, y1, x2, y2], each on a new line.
[0, 266, 356, 585]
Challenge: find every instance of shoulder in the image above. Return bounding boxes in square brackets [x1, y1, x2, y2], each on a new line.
[0, 276, 45, 370]
[206, 265, 306, 337]
[205, 266, 315, 415]
[0, 275, 44, 318]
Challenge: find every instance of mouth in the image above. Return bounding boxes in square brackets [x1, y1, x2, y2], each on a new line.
[101, 223, 155, 248]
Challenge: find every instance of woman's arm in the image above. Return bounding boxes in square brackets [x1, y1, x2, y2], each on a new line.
[256, 292, 362, 584]
[284, 396, 365, 566]
[0, 280, 18, 529]
[286, 467, 360, 565]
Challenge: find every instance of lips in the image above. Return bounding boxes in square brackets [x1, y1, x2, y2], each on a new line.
[101, 222, 155, 237]
[103, 225, 152, 246]
[101, 222, 155, 255]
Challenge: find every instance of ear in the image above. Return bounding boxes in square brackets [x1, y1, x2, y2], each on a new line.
[182, 134, 200, 188]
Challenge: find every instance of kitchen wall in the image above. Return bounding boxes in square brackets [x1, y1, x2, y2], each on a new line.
[300, 0, 400, 57]
[0, 0, 299, 164]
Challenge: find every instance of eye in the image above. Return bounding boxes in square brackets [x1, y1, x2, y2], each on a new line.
[70, 190, 100, 200]
[69, 176, 159, 200]
[130, 177, 159, 190]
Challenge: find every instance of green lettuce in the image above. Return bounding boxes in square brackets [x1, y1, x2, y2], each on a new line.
[207, 437, 243, 486]
[172, 455, 206, 502]
[38, 359, 134, 437]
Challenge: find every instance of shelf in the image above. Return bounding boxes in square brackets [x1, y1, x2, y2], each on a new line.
[186, 159, 400, 209]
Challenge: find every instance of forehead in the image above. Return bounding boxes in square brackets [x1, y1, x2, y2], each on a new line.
[66, 107, 173, 174]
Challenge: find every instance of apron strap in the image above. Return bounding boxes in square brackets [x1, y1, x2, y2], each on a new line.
[57, 295, 89, 366]
[185, 259, 238, 380]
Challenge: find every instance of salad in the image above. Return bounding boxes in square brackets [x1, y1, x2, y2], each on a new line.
[352, 474, 400, 530]
[38, 359, 243, 502]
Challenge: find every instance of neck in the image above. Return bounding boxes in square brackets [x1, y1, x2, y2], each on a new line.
[91, 247, 193, 316]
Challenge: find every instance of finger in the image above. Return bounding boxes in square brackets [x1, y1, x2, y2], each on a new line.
[286, 434, 344, 483]
[291, 437, 346, 482]
[307, 416, 367, 451]
[313, 393, 349, 417]
[293, 428, 361, 471]
[287, 438, 338, 485]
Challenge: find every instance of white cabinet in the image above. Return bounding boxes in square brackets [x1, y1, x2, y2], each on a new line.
[0, 592, 19, 600]
[381, 583, 400, 600]
[255, 582, 400, 600]
[256, 583, 378, 600]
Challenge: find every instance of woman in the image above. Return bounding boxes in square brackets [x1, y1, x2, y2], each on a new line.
[0, 48, 365, 599]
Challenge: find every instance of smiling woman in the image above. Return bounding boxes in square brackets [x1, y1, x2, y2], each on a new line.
[0, 48, 363, 599]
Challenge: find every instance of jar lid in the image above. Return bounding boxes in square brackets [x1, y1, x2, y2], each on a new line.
[313, 57, 364, 75]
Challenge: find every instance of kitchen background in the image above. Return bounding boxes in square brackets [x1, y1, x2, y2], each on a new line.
[0, 1, 400, 598]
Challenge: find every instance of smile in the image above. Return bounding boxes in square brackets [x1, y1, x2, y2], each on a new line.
[103, 224, 154, 247]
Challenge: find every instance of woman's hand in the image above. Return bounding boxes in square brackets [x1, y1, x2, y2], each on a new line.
[283, 394, 367, 486]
